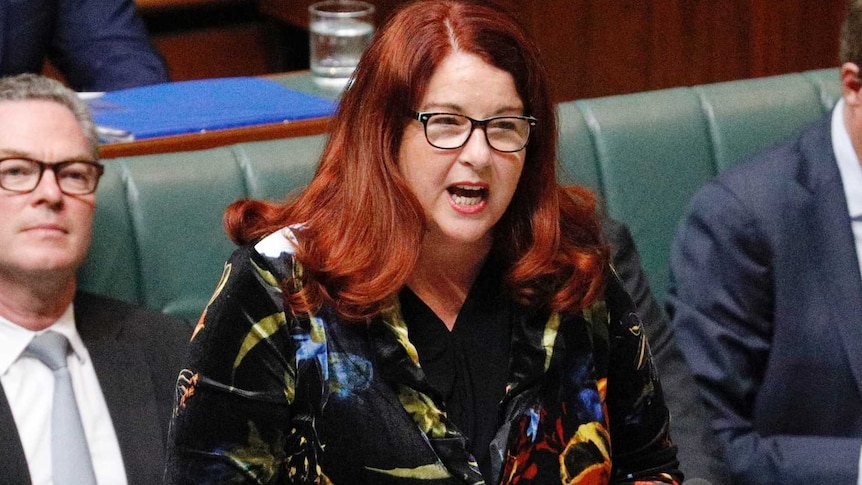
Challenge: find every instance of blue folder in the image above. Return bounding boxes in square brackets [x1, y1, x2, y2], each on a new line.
[89, 77, 337, 140]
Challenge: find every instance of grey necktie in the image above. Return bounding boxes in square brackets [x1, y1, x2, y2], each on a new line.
[23, 331, 97, 485]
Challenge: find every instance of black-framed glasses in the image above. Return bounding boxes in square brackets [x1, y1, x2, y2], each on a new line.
[0, 157, 104, 195]
[411, 111, 537, 153]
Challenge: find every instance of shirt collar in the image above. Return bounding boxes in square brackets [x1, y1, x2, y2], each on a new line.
[831, 99, 862, 219]
[0, 303, 89, 375]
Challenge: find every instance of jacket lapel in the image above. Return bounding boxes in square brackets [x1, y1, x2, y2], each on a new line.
[370, 305, 485, 483]
[75, 295, 165, 485]
[798, 121, 862, 397]
[0, 382, 31, 485]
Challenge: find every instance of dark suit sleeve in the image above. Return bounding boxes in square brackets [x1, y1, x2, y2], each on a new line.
[48, 0, 168, 91]
[603, 218, 730, 484]
[667, 182, 862, 484]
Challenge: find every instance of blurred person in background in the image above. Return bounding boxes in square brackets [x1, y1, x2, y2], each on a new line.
[668, 1, 862, 483]
[0, 0, 169, 91]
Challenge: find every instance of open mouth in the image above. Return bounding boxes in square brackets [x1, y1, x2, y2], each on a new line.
[448, 184, 488, 206]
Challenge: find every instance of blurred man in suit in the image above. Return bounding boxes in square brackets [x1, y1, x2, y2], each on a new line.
[667, 1, 862, 483]
[0, 0, 169, 91]
[0, 73, 188, 485]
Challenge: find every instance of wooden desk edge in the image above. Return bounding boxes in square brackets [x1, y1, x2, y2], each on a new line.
[99, 116, 331, 159]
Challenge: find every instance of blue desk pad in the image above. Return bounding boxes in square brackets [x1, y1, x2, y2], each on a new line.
[89, 77, 338, 140]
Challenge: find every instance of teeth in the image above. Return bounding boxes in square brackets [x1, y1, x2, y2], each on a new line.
[452, 193, 482, 205]
[449, 185, 486, 206]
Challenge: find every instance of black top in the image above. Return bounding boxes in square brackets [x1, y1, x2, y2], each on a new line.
[400, 260, 512, 481]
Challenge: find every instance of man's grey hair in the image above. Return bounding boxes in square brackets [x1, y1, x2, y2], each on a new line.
[0, 73, 99, 159]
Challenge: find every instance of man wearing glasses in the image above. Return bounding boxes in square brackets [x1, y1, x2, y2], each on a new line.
[0, 73, 189, 485]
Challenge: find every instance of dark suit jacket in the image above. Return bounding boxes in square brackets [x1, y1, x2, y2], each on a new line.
[667, 116, 862, 485]
[604, 218, 730, 485]
[0, 292, 190, 485]
[0, 0, 168, 91]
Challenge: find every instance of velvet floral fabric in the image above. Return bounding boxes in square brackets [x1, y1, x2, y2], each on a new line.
[165, 228, 681, 485]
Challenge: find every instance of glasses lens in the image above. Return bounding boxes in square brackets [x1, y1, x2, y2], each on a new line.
[422, 114, 532, 152]
[425, 114, 471, 149]
[56, 162, 101, 194]
[0, 158, 40, 192]
[486, 117, 531, 152]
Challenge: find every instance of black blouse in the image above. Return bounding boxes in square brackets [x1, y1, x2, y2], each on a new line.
[400, 260, 512, 481]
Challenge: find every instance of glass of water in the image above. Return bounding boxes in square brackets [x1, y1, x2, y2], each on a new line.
[309, 0, 375, 91]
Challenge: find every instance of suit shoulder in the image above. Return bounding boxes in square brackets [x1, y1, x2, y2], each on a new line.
[721, 132, 806, 187]
[688, 117, 831, 216]
[719, 117, 829, 188]
[75, 291, 191, 342]
[76, 291, 184, 323]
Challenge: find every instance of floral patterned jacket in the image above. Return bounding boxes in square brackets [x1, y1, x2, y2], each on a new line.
[165, 228, 682, 484]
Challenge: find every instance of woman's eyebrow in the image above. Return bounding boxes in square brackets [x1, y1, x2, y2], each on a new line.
[419, 102, 524, 115]
[419, 102, 462, 112]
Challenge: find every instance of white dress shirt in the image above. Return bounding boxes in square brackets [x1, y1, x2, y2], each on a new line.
[830, 99, 862, 485]
[0, 305, 128, 485]
[831, 99, 862, 283]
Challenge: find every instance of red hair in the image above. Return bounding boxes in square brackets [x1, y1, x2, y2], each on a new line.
[225, 0, 607, 321]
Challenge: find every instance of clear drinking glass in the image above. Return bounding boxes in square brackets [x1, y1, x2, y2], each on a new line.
[309, 0, 375, 91]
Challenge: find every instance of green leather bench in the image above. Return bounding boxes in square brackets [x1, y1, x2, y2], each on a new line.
[79, 68, 841, 321]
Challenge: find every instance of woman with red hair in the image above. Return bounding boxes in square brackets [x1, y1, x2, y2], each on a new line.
[165, 1, 680, 483]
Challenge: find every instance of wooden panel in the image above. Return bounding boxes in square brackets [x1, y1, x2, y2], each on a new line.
[257, 0, 403, 29]
[524, 0, 844, 101]
[748, 1, 844, 75]
[152, 23, 272, 80]
[256, 0, 845, 103]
